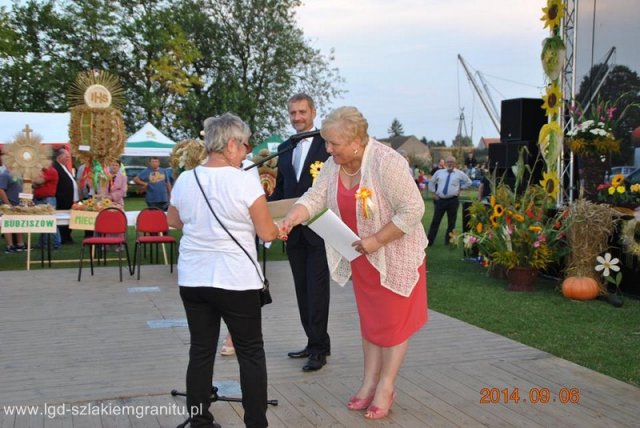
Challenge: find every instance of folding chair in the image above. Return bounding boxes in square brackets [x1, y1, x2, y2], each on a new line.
[132, 208, 177, 280]
[77, 207, 131, 282]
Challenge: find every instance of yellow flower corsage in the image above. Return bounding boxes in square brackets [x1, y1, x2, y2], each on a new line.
[309, 161, 324, 184]
[355, 186, 374, 219]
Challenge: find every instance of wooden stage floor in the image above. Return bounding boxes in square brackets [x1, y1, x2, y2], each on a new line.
[1, 262, 639, 427]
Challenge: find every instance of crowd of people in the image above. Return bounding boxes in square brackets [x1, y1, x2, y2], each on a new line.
[0, 146, 171, 253]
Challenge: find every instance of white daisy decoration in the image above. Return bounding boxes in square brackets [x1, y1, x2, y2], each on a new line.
[595, 253, 620, 278]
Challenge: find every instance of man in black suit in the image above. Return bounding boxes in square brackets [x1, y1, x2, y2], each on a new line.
[53, 148, 79, 244]
[270, 93, 331, 372]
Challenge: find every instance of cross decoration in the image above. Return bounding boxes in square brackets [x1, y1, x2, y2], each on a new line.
[22, 124, 33, 139]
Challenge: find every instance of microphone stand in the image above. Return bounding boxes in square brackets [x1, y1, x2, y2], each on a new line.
[244, 130, 320, 276]
[243, 130, 320, 171]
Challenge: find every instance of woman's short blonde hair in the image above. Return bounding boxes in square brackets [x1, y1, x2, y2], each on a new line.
[321, 106, 369, 145]
[203, 113, 251, 153]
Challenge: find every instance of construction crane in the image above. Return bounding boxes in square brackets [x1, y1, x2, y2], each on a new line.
[457, 54, 501, 135]
[476, 71, 501, 125]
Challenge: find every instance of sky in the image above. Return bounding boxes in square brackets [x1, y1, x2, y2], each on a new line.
[295, 0, 640, 144]
[2, 0, 638, 145]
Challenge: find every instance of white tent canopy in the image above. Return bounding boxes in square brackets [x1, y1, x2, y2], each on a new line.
[0, 112, 70, 144]
[124, 122, 175, 157]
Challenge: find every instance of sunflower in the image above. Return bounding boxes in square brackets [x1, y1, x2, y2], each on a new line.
[493, 204, 505, 217]
[541, 0, 564, 30]
[489, 215, 499, 228]
[539, 171, 560, 199]
[529, 225, 543, 233]
[610, 174, 624, 187]
[512, 213, 525, 223]
[541, 82, 562, 117]
[309, 161, 324, 184]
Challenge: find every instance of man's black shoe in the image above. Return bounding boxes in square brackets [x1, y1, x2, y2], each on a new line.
[302, 354, 326, 372]
[287, 349, 309, 359]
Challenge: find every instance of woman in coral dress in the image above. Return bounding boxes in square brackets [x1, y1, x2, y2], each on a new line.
[282, 106, 428, 420]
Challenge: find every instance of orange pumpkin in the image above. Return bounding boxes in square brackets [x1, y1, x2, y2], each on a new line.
[561, 276, 600, 300]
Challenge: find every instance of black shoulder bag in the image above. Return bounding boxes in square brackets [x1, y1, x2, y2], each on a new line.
[193, 168, 272, 306]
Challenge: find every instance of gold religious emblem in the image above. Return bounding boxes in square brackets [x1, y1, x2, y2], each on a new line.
[84, 84, 112, 108]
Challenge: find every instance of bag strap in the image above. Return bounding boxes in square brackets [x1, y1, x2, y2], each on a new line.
[193, 168, 269, 288]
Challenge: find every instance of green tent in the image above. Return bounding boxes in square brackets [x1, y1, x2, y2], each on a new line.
[124, 122, 176, 157]
[252, 134, 283, 156]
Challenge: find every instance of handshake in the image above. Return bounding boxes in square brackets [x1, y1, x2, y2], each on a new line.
[274, 219, 293, 241]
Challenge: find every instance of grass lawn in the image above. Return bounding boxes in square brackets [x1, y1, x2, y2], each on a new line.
[424, 192, 640, 387]
[1, 192, 638, 386]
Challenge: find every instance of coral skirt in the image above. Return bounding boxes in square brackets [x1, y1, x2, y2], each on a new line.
[338, 179, 427, 347]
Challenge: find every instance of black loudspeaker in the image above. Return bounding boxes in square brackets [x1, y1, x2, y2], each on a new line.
[488, 141, 543, 191]
[488, 141, 539, 169]
[500, 98, 547, 142]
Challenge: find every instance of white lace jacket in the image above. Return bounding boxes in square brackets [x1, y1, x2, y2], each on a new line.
[296, 138, 428, 297]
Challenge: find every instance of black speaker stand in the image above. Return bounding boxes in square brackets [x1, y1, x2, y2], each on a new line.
[171, 385, 278, 428]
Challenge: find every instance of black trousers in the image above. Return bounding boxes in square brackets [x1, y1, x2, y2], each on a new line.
[180, 286, 267, 428]
[286, 241, 331, 356]
[427, 196, 460, 245]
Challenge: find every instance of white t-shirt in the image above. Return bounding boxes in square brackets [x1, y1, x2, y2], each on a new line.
[170, 165, 265, 290]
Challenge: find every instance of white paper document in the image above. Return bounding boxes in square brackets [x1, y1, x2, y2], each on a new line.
[306, 208, 361, 261]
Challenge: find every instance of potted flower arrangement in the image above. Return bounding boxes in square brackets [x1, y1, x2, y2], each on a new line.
[595, 174, 640, 213]
[460, 164, 567, 291]
[567, 95, 637, 198]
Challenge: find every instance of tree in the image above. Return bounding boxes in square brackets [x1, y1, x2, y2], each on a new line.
[168, 0, 345, 141]
[388, 118, 404, 136]
[576, 64, 640, 165]
[0, 0, 73, 111]
[452, 134, 472, 147]
[420, 137, 445, 147]
[0, 0, 344, 143]
[116, 0, 202, 136]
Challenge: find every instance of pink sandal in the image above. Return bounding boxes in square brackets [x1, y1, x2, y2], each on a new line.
[220, 336, 235, 356]
[347, 395, 374, 411]
[364, 391, 396, 420]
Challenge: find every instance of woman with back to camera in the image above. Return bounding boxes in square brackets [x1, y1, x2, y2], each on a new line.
[168, 113, 279, 428]
[281, 106, 428, 420]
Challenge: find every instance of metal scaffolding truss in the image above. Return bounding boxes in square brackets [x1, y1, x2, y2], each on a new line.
[558, 0, 578, 205]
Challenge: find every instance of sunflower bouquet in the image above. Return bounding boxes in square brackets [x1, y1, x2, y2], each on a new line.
[460, 159, 568, 271]
[595, 174, 640, 208]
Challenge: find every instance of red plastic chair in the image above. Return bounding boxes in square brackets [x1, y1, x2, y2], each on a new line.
[132, 208, 177, 280]
[77, 207, 131, 282]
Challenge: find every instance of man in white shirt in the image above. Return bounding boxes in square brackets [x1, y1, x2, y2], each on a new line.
[427, 155, 472, 246]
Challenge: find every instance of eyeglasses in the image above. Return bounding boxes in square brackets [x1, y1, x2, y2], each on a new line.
[235, 138, 251, 152]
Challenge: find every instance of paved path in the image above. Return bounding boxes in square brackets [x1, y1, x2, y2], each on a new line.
[1, 262, 639, 427]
